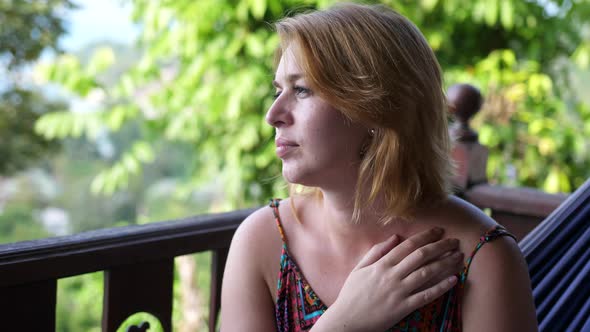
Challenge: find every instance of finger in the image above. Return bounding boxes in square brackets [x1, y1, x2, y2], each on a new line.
[379, 227, 445, 266]
[401, 251, 464, 292]
[413, 262, 463, 294]
[354, 234, 400, 270]
[394, 238, 460, 278]
[405, 275, 458, 309]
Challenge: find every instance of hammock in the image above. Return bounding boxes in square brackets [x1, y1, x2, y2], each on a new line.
[520, 178, 590, 332]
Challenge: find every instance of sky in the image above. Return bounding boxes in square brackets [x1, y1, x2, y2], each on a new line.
[60, 0, 139, 52]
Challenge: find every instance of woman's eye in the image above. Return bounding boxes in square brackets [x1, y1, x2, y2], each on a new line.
[272, 86, 310, 99]
[294, 86, 311, 97]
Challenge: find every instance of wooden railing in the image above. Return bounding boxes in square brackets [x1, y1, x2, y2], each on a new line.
[0, 209, 252, 332]
[0, 84, 568, 331]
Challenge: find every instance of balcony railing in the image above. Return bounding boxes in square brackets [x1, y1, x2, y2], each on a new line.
[0, 84, 568, 331]
[0, 208, 253, 331]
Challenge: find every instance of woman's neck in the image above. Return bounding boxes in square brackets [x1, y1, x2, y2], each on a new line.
[313, 189, 404, 256]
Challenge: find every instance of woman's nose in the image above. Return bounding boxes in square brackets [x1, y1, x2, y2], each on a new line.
[265, 94, 292, 128]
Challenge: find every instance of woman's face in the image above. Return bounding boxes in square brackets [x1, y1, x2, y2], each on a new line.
[266, 47, 368, 189]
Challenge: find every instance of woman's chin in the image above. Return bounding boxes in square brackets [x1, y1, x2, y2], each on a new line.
[282, 167, 313, 186]
[282, 170, 301, 185]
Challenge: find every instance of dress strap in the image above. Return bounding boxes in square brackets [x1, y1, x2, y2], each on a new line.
[269, 198, 288, 246]
[460, 225, 517, 284]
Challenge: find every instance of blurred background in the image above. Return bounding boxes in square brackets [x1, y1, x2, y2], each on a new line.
[1, 0, 589, 330]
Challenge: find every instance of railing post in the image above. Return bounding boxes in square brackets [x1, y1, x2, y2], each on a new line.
[448, 83, 488, 193]
[209, 248, 229, 332]
[102, 258, 174, 332]
[0, 279, 57, 331]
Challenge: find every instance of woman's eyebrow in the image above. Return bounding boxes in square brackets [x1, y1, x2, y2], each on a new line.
[272, 73, 304, 88]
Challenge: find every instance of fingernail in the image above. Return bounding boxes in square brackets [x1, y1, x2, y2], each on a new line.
[452, 252, 463, 260]
[433, 227, 443, 235]
[448, 276, 457, 284]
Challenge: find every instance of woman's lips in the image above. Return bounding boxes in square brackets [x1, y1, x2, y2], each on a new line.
[275, 138, 299, 158]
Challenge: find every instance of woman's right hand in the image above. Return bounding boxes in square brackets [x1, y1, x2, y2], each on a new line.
[313, 227, 464, 332]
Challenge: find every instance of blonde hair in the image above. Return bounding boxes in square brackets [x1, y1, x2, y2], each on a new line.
[275, 3, 453, 223]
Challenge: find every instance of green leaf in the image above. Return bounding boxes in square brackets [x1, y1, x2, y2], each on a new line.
[87, 47, 115, 76]
[421, 0, 438, 11]
[250, 0, 267, 19]
[246, 33, 266, 58]
[485, 0, 499, 26]
[132, 141, 155, 163]
[572, 43, 590, 69]
[121, 154, 140, 174]
[500, 0, 514, 29]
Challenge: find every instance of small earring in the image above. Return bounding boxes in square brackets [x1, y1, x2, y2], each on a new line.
[369, 128, 375, 137]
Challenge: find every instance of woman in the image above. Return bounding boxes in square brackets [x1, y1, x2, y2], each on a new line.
[221, 3, 537, 331]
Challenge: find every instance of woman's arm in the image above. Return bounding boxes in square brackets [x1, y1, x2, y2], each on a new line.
[462, 236, 538, 332]
[220, 209, 278, 331]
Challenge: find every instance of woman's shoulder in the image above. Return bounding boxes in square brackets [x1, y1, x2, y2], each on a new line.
[433, 195, 496, 232]
[233, 199, 286, 257]
[230, 199, 291, 288]
[423, 196, 520, 263]
[237, 197, 295, 239]
[428, 196, 537, 331]
[441, 194, 522, 257]
[221, 201, 288, 329]
[435, 197, 538, 330]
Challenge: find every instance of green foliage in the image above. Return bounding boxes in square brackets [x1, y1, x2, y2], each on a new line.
[90, 141, 154, 195]
[171, 253, 213, 331]
[0, 88, 62, 175]
[34, 0, 590, 214]
[394, 0, 590, 193]
[0, 0, 74, 175]
[574, 42, 590, 70]
[445, 45, 590, 192]
[0, 0, 74, 67]
[56, 272, 103, 332]
[0, 203, 49, 244]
